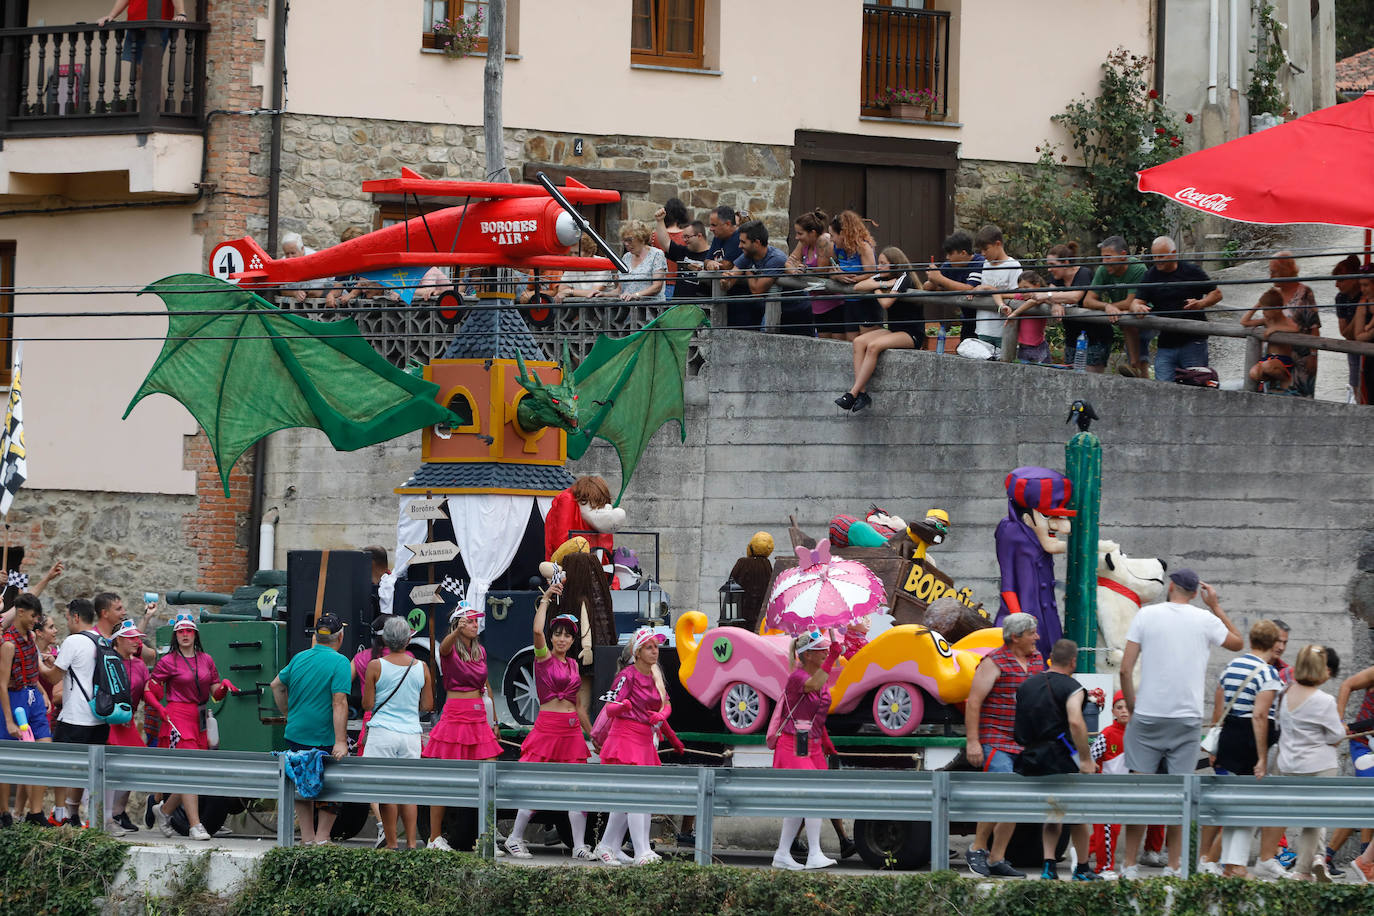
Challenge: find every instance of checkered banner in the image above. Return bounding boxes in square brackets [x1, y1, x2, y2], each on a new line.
[0, 343, 27, 516]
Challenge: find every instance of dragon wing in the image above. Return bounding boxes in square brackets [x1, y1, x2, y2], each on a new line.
[568, 303, 708, 504]
[124, 274, 456, 495]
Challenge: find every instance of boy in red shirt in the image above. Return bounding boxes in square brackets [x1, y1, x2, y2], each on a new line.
[1089, 691, 1129, 875]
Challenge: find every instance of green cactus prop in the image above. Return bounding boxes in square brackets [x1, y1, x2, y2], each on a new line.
[1064, 400, 1102, 672]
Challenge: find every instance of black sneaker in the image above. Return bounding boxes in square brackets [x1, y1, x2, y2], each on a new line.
[64, 813, 83, 829]
[24, 813, 50, 828]
[839, 836, 857, 860]
[791, 836, 807, 859]
[0, 812, 12, 829]
[676, 832, 696, 848]
[967, 848, 991, 877]
[834, 393, 856, 410]
[113, 812, 138, 833]
[988, 859, 1026, 878]
[1073, 864, 1104, 882]
[144, 795, 158, 829]
[1041, 860, 1059, 880]
[851, 392, 873, 413]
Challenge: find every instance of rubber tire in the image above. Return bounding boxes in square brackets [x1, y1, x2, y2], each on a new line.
[871, 682, 925, 737]
[719, 680, 771, 735]
[1004, 821, 1071, 868]
[503, 649, 539, 726]
[436, 290, 464, 325]
[853, 819, 932, 870]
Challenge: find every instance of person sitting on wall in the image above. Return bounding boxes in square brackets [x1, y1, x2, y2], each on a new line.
[923, 230, 984, 344]
[1239, 288, 1300, 394]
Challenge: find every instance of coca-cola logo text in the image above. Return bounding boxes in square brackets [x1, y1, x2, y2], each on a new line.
[1173, 187, 1233, 212]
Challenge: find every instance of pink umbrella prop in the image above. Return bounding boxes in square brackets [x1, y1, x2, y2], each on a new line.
[766, 539, 887, 635]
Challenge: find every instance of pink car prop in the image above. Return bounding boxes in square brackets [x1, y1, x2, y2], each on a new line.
[675, 610, 1000, 737]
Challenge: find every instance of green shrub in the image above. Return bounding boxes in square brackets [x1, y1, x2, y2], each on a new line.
[230, 847, 1374, 916]
[0, 823, 127, 916]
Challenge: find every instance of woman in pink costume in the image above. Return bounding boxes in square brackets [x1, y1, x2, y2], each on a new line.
[104, 620, 167, 833]
[422, 601, 502, 851]
[772, 628, 841, 870]
[504, 582, 597, 859]
[592, 628, 670, 866]
[150, 614, 237, 841]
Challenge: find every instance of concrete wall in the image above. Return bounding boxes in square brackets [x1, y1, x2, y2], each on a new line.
[268, 331, 1374, 673]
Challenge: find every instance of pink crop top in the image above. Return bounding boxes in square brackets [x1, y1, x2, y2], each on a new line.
[778, 667, 830, 735]
[441, 644, 487, 693]
[125, 658, 150, 708]
[534, 653, 581, 704]
[151, 650, 219, 704]
[608, 666, 664, 725]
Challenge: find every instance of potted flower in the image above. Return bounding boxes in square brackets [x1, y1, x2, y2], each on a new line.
[874, 86, 938, 120]
[433, 7, 484, 59]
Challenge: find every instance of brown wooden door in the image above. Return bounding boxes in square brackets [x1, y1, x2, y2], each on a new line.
[791, 160, 866, 228]
[864, 164, 945, 265]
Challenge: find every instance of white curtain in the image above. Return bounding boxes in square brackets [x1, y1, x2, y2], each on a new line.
[381, 493, 556, 621]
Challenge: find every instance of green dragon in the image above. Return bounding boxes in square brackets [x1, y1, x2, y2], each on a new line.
[512, 303, 708, 505]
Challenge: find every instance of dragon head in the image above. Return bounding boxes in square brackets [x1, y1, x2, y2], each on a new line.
[514, 345, 580, 434]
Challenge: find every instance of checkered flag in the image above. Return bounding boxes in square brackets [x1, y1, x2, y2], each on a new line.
[440, 576, 464, 600]
[0, 343, 26, 517]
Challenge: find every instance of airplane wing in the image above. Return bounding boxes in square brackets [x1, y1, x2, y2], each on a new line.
[361, 168, 620, 206]
[232, 252, 619, 284]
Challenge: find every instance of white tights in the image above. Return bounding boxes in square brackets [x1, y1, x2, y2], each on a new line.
[509, 809, 588, 850]
[600, 811, 653, 858]
[776, 816, 822, 861]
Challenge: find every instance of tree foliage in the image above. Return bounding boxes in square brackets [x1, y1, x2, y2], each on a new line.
[1336, 0, 1374, 60]
[1052, 48, 1187, 250]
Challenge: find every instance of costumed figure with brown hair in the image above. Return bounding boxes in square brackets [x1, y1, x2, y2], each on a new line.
[728, 532, 774, 633]
[543, 476, 626, 564]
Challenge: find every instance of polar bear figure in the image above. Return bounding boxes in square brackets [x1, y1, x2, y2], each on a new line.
[1095, 540, 1167, 673]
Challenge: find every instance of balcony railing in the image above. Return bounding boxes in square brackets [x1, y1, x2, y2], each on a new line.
[861, 5, 950, 119]
[0, 20, 208, 138]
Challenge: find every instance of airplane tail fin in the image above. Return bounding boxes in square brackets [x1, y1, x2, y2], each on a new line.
[208, 237, 273, 284]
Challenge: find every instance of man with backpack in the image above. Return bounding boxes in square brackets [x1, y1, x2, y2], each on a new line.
[42, 593, 131, 827]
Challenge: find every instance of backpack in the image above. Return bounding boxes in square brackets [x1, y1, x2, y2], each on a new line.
[71, 631, 133, 725]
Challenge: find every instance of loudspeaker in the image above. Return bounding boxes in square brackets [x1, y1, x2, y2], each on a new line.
[286, 550, 373, 659]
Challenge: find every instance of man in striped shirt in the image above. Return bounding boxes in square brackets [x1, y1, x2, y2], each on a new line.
[963, 612, 1044, 878]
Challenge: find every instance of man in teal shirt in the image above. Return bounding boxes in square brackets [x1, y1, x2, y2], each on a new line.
[272, 612, 351, 843]
[1083, 235, 1150, 377]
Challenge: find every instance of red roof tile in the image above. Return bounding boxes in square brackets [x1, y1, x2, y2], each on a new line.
[1336, 47, 1374, 92]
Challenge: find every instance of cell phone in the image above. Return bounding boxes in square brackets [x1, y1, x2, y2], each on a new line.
[795, 729, 809, 757]
[144, 592, 158, 605]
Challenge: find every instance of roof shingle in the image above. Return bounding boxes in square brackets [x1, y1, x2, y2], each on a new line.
[1336, 47, 1374, 93]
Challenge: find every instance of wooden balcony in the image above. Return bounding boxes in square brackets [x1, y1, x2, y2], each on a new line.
[0, 19, 208, 139]
[860, 5, 950, 120]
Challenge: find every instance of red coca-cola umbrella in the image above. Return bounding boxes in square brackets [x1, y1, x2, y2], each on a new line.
[1137, 90, 1374, 230]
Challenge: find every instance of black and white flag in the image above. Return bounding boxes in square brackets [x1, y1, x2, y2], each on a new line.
[0, 343, 26, 516]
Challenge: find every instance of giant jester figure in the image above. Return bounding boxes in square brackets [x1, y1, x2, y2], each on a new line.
[994, 466, 1075, 658]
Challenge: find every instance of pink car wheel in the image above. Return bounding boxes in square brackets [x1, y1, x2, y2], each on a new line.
[720, 681, 771, 735]
[872, 682, 924, 737]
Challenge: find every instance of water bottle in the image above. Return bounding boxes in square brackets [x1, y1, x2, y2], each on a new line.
[1073, 335, 1088, 372]
[936, 323, 947, 355]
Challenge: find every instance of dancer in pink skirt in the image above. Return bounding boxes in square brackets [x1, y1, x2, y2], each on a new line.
[423, 601, 502, 851]
[771, 628, 841, 870]
[503, 582, 597, 859]
[150, 614, 238, 842]
[593, 627, 670, 866]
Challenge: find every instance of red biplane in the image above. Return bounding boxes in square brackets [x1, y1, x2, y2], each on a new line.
[207, 169, 625, 317]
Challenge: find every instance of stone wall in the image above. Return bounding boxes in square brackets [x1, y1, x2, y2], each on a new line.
[266, 330, 1374, 681]
[274, 114, 795, 248]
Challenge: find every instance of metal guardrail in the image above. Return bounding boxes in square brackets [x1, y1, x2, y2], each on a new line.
[3, 743, 1373, 875]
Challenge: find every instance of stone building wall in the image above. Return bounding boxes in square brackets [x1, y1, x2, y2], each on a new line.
[273, 114, 795, 249]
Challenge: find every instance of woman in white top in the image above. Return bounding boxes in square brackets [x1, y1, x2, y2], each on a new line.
[1275, 645, 1347, 881]
[362, 616, 434, 850]
[612, 220, 667, 301]
[554, 235, 617, 302]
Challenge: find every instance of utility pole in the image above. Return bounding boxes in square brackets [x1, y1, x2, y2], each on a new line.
[483, 0, 508, 182]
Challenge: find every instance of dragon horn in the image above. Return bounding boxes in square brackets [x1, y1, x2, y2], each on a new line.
[561, 340, 575, 383]
[513, 350, 535, 388]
